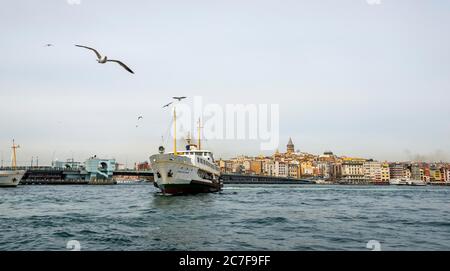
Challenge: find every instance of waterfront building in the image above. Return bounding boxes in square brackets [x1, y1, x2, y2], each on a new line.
[329, 163, 342, 181]
[389, 163, 407, 180]
[136, 161, 151, 171]
[363, 161, 382, 184]
[423, 167, 431, 182]
[115, 163, 126, 170]
[233, 163, 245, 174]
[430, 166, 443, 182]
[317, 162, 332, 179]
[288, 161, 301, 178]
[243, 160, 251, 173]
[446, 167, 450, 183]
[440, 166, 449, 183]
[410, 164, 422, 180]
[263, 160, 275, 176]
[300, 161, 314, 177]
[218, 159, 231, 173]
[341, 158, 366, 184]
[381, 163, 390, 183]
[318, 151, 338, 163]
[250, 160, 263, 175]
[274, 161, 288, 177]
[405, 167, 412, 180]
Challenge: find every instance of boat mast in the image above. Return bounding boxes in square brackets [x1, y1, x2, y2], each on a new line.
[197, 118, 203, 150]
[173, 107, 177, 156]
[11, 139, 20, 169]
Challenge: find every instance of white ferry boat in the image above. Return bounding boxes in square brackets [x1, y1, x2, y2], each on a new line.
[0, 140, 25, 188]
[150, 148, 222, 195]
[389, 179, 408, 186]
[389, 179, 427, 186]
[150, 104, 222, 195]
[407, 179, 427, 186]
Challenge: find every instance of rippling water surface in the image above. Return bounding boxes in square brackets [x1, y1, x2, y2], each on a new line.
[1, 184, 450, 250]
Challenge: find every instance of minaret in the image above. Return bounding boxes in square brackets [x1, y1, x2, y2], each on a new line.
[287, 138, 295, 154]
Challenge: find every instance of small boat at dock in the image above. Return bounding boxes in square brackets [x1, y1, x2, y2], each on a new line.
[0, 170, 25, 187]
[0, 140, 25, 188]
[389, 178, 427, 186]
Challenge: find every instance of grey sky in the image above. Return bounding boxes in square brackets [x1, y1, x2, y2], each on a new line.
[1, 0, 449, 165]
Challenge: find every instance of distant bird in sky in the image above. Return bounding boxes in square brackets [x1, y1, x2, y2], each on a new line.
[45, 44, 53, 47]
[173, 96, 187, 102]
[75, 44, 134, 74]
[137, 116, 143, 120]
[162, 102, 173, 108]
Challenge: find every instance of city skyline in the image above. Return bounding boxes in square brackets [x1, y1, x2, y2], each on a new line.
[1, 0, 450, 164]
[1, 137, 449, 168]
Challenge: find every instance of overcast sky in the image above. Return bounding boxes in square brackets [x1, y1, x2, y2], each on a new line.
[1, 0, 449, 166]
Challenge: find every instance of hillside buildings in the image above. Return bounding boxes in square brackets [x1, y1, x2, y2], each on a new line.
[217, 138, 450, 185]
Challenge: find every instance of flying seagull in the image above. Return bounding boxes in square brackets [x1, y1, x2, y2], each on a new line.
[173, 96, 187, 102]
[137, 116, 143, 120]
[75, 44, 134, 74]
[162, 102, 173, 108]
[45, 44, 53, 47]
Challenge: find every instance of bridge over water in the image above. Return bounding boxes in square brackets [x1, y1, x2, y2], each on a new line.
[2, 167, 315, 185]
[220, 174, 315, 184]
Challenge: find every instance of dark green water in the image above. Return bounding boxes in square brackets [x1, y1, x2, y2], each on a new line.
[1, 184, 450, 251]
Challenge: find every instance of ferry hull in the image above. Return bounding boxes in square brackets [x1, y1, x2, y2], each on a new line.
[0, 170, 25, 188]
[156, 181, 221, 195]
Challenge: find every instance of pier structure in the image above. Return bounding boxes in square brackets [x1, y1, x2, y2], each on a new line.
[113, 170, 154, 182]
[14, 167, 154, 185]
[84, 157, 116, 185]
[220, 173, 315, 184]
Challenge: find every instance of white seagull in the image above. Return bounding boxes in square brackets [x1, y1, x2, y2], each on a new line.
[75, 44, 134, 74]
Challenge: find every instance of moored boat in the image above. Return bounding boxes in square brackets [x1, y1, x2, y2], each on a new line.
[407, 179, 427, 186]
[0, 140, 25, 188]
[389, 179, 408, 185]
[389, 178, 427, 186]
[0, 170, 25, 187]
